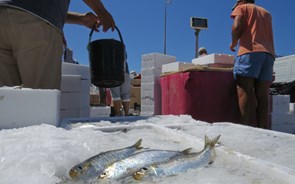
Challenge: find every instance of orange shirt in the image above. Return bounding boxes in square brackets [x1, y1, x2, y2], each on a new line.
[231, 4, 275, 58]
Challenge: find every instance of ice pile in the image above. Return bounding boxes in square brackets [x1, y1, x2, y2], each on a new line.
[0, 115, 294, 184]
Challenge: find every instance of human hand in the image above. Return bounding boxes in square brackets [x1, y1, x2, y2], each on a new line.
[230, 42, 237, 52]
[82, 12, 99, 31]
[96, 9, 115, 32]
[230, 44, 236, 52]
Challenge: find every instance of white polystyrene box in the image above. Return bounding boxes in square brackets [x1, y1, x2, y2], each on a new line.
[141, 53, 176, 69]
[273, 54, 295, 82]
[140, 80, 162, 115]
[60, 107, 90, 119]
[162, 62, 196, 73]
[62, 62, 90, 80]
[141, 67, 162, 77]
[60, 92, 80, 109]
[271, 113, 295, 134]
[272, 95, 290, 114]
[192, 53, 235, 65]
[90, 106, 111, 117]
[0, 88, 60, 129]
[61, 75, 82, 92]
[80, 79, 91, 108]
[289, 103, 295, 113]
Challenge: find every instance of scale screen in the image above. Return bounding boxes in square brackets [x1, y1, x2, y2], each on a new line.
[190, 17, 208, 29]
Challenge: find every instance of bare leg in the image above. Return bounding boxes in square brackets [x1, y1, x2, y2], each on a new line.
[254, 80, 270, 129]
[112, 100, 122, 116]
[236, 76, 255, 125]
[122, 101, 130, 116]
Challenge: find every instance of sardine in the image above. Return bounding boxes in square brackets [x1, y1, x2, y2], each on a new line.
[68, 138, 143, 181]
[99, 147, 192, 180]
[133, 135, 221, 181]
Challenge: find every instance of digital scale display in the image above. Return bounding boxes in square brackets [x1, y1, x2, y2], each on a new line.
[190, 17, 208, 29]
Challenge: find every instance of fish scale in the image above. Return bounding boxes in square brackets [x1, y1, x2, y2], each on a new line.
[68, 138, 143, 181]
[133, 135, 221, 181]
[99, 148, 192, 180]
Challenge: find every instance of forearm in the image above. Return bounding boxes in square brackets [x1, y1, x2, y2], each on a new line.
[231, 27, 240, 46]
[83, 0, 106, 16]
[66, 12, 84, 25]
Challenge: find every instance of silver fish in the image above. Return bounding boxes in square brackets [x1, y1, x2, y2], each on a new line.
[69, 138, 143, 181]
[99, 147, 192, 180]
[133, 135, 221, 181]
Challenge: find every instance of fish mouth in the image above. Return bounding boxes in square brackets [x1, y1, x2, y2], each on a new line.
[99, 172, 108, 179]
[133, 168, 147, 180]
[69, 169, 78, 179]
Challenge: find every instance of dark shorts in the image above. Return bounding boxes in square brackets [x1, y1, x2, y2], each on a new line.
[233, 52, 274, 81]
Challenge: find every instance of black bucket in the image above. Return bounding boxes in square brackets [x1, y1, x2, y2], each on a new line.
[88, 26, 126, 88]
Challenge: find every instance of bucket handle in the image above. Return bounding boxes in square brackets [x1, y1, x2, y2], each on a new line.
[88, 26, 124, 45]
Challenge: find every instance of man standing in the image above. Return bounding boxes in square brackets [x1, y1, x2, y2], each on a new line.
[230, 0, 275, 128]
[0, 0, 115, 89]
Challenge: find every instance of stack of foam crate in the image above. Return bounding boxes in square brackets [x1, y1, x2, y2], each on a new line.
[61, 62, 90, 120]
[140, 53, 176, 116]
[271, 95, 295, 134]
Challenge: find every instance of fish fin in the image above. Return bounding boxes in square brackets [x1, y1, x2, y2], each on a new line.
[133, 138, 144, 150]
[181, 148, 193, 155]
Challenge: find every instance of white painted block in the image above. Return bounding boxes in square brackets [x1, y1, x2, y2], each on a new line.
[62, 62, 90, 80]
[141, 53, 176, 69]
[192, 53, 234, 65]
[61, 75, 81, 92]
[271, 113, 295, 134]
[0, 88, 60, 129]
[162, 62, 195, 73]
[272, 95, 290, 114]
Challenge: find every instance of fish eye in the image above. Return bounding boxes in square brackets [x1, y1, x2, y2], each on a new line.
[141, 167, 148, 171]
[77, 165, 83, 171]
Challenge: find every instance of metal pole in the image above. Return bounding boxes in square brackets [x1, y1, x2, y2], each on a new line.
[195, 29, 200, 58]
[164, 1, 167, 54]
[163, 0, 172, 55]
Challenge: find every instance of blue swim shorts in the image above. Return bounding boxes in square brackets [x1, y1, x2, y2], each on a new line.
[233, 52, 274, 81]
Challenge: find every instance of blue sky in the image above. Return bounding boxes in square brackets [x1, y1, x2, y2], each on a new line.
[64, 0, 295, 73]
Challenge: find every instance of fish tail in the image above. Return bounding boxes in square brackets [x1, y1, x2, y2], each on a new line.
[204, 134, 221, 164]
[204, 134, 220, 149]
[133, 138, 144, 150]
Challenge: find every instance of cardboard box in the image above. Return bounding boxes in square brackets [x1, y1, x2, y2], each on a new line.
[131, 79, 141, 86]
[130, 86, 141, 109]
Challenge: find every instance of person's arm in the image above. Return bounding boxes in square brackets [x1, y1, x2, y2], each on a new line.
[230, 15, 244, 52]
[66, 12, 99, 30]
[83, 0, 115, 32]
